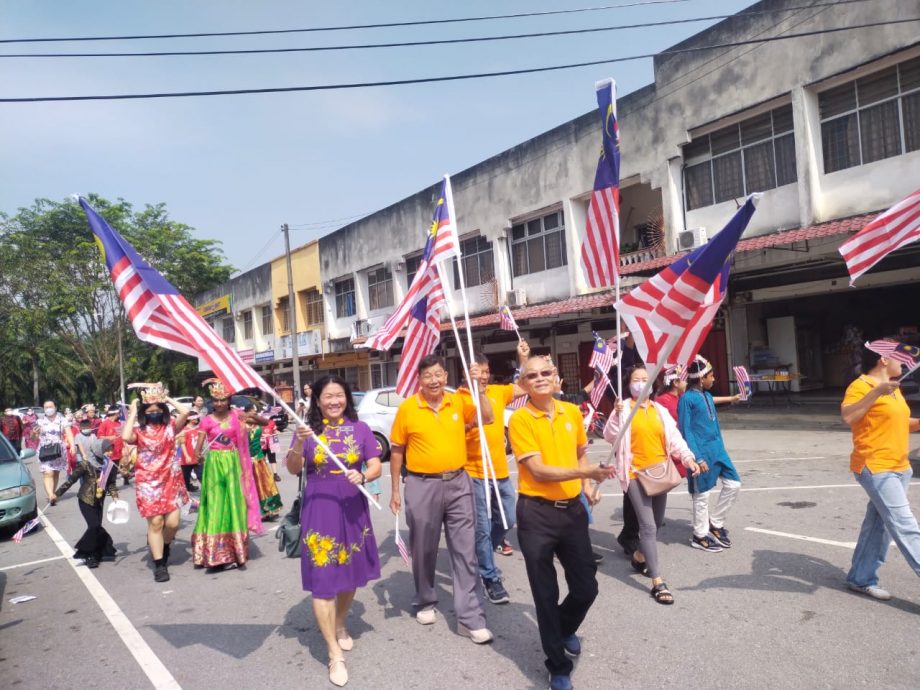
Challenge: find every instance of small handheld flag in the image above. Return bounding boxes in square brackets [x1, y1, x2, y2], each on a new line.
[499, 305, 521, 339]
[865, 339, 920, 380]
[395, 512, 411, 566]
[588, 332, 616, 374]
[733, 365, 752, 400]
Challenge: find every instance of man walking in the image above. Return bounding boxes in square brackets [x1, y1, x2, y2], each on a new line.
[508, 355, 612, 690]
[389, 354, 494, 643]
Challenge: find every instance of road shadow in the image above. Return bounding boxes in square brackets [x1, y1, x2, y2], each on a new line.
[278, 597, 373, 665]
[148, 622, 278, 658]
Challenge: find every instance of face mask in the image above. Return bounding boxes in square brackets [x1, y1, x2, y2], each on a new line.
[146, 413, 165, 425]
[44, 407, 56, 417]
[629, 382, 646, 399]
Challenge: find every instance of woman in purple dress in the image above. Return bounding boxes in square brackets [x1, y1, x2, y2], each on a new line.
[287, 375, 381, 688]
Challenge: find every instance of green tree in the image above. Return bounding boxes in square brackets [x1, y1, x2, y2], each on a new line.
[0, 195, 233, 406]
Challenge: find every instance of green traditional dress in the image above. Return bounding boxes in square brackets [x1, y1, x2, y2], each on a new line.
[248, 426, 282, 518]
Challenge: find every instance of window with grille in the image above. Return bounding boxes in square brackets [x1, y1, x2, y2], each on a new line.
[405, 254, 423, 289]
[242, 310, 253, 340]
[277, 296, 290, 334]
[261, 305, 273, 335]
[452, 235, 495, 288]
[367, 267, 394, 311]
[556, 353, 580, 393]
[510, 210, 567, 277]
[303, 288, 324, 325]
[222, 318, 235, 343]
[819, 56, 920, 173]
[683, 104, 797, 211]
[335, 278, 356, 318]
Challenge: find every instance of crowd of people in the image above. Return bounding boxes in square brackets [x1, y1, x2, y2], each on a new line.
[3, 333, 919, 690]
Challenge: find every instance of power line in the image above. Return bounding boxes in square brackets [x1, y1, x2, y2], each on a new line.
[2, 19, 916, 103]
[0, 0, 690, 44]
[0, 3, 868, 59]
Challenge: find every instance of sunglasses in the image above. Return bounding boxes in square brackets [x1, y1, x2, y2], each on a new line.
[523, 369, 555, 381]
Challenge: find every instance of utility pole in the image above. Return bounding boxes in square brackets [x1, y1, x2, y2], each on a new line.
[282, 223, 302, 405]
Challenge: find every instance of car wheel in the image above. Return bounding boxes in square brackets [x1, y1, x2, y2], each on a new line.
[373, 433, 390, 462]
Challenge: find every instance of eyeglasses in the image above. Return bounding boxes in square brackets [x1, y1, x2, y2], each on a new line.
[523, 369, 555, 381]
[419, 371, 447, 382]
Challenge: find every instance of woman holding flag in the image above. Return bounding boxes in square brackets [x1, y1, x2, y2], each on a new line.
[50, 419, 120, 567]
[287, 375, 382, 688]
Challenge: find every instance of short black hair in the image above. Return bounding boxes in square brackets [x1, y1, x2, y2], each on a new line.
[860, 345, 883, 374]
[418, 354, 447, 373]
[473, 352, 490, 366]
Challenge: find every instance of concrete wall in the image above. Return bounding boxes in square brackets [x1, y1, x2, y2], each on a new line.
[269, 240, 323, 354]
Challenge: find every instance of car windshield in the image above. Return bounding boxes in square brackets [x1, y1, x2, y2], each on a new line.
[0, 436, 17, 463]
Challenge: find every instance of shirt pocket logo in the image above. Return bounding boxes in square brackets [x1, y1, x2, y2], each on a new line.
[565, 422, 573, 432]
[452, 413, 459, 421]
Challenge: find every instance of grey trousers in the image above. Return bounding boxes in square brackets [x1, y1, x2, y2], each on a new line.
[626, 480, 668, 579]
[404, 471, 487, 629]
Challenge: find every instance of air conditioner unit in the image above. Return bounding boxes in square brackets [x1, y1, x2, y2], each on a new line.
[506, 289, 527, 308]
[393, 259, 405, 272]
[677, 227, 707, 251]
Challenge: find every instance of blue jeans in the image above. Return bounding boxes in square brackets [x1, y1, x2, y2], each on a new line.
[471, 477, 516, 580]
[847, 466, 920, 588]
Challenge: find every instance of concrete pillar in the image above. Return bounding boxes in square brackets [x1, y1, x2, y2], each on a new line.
[791, 85, 823, 226]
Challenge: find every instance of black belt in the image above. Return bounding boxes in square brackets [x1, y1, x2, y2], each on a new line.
[521, 494, 579, 509]
[406, 469, 464, 481]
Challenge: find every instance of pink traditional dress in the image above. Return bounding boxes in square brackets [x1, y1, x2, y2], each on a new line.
[191, 409, 263, 568]
[133, 422, 189, 518]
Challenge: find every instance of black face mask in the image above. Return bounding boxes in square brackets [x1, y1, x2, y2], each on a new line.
[146, 413, 166, 425]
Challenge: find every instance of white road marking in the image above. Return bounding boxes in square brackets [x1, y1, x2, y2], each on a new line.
[745, 527, 857, 549]
[733, 456, 826, 464]
[39, 513, 182, 689]
[0, 554, 67, 571]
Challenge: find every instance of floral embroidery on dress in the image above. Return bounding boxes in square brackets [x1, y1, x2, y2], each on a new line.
[304, 527, 370, 567]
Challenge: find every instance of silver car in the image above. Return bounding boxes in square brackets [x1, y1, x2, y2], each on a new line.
[355, 387, 514, 463]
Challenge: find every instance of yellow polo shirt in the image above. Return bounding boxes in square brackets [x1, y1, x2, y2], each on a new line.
[460, 384, 514, 480]
[509, 399, 587, 501]
[843, 376, 910, 474]
[390, 391, 476, 474]
[629, 402, 667, 478]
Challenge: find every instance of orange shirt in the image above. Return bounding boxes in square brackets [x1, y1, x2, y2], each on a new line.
[461, 384, 513, 479]
[390, 391, 476, 474]
[628, 402, 667, 479]
[843, 376, 910, 474]
[509, 399, 587, 501]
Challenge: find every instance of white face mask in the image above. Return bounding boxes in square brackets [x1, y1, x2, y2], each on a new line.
[44, 407, 56, 417]
[629, 382, 647, 399]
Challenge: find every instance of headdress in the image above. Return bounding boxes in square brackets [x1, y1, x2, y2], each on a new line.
[128, 382, 168, 405]
[663, 365, 684, 386]
[203, 377, 230, 400]
[687, 356, 713, 380]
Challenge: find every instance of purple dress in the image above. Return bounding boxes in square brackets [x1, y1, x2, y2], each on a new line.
[299, 418, 381, 598]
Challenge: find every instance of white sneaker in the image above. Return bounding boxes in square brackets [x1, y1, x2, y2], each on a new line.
[847, 584, 892, 601]
[458, 624, 494, 644]
[416, 608, 437, 625]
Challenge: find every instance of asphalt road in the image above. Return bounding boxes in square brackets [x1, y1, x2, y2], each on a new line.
[2, 426, 919, 690]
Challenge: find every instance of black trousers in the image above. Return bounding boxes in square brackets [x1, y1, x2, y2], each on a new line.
[182, 464, 203, 488]
[517, 495, 599, 676]
[74, 500, 115, 560]
[617, 493, 640, 553]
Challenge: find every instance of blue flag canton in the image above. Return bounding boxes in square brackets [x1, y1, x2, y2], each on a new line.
[593, 82, 620, 191]
[593, 332, 608, 354]
[896, 342, 920, 365]
[669, 196, 757, 286]
[423, 178, 451, 261]
[80, 198, 178, 296]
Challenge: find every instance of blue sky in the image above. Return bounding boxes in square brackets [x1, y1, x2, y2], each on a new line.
[1, 0, 756, 272]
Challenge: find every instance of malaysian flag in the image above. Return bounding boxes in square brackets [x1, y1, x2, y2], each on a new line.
[364, 176, 460, 352]
[509, 368, 528, 409]
[79, 198, 272, 396]
[499, 305, 519, 334]
[588, 332, 615, 373]
[590, 367, 610, 407]
[865, 339, 920, 371]
[616, 195, 759, 366]
[580, 78, 621, 289]
[12, 515, 41, 543]
[394, 512, 411, 565]
[733, 365, 752, 400]
[839, 189, 920, 285]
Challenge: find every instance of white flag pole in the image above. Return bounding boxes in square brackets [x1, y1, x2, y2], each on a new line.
[443, 175, 508, 530]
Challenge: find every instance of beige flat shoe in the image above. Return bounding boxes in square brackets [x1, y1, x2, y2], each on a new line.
[336, 629, 354, 651]
[328, 657, 348, 687]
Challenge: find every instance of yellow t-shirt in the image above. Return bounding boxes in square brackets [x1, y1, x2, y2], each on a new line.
[629, 402, 667, 478]
[390, 391, 475, 474]
[509, 399, 587, 501]
[461, 384, 514, 480]
[843, 376, 910, 474]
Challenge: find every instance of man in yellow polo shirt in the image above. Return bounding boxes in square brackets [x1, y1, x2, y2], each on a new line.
[460, 341, 529, 606]
[509, 355, 612, 690]
[389, 354, 494, 643]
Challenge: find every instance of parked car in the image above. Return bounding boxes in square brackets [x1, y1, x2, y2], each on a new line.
[14, 406, 43, 418]
[0, 434, 38, 532]
[356, 387, 515, 463]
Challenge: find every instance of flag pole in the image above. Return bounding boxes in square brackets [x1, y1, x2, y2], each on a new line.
[443, 175, 508, 530]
